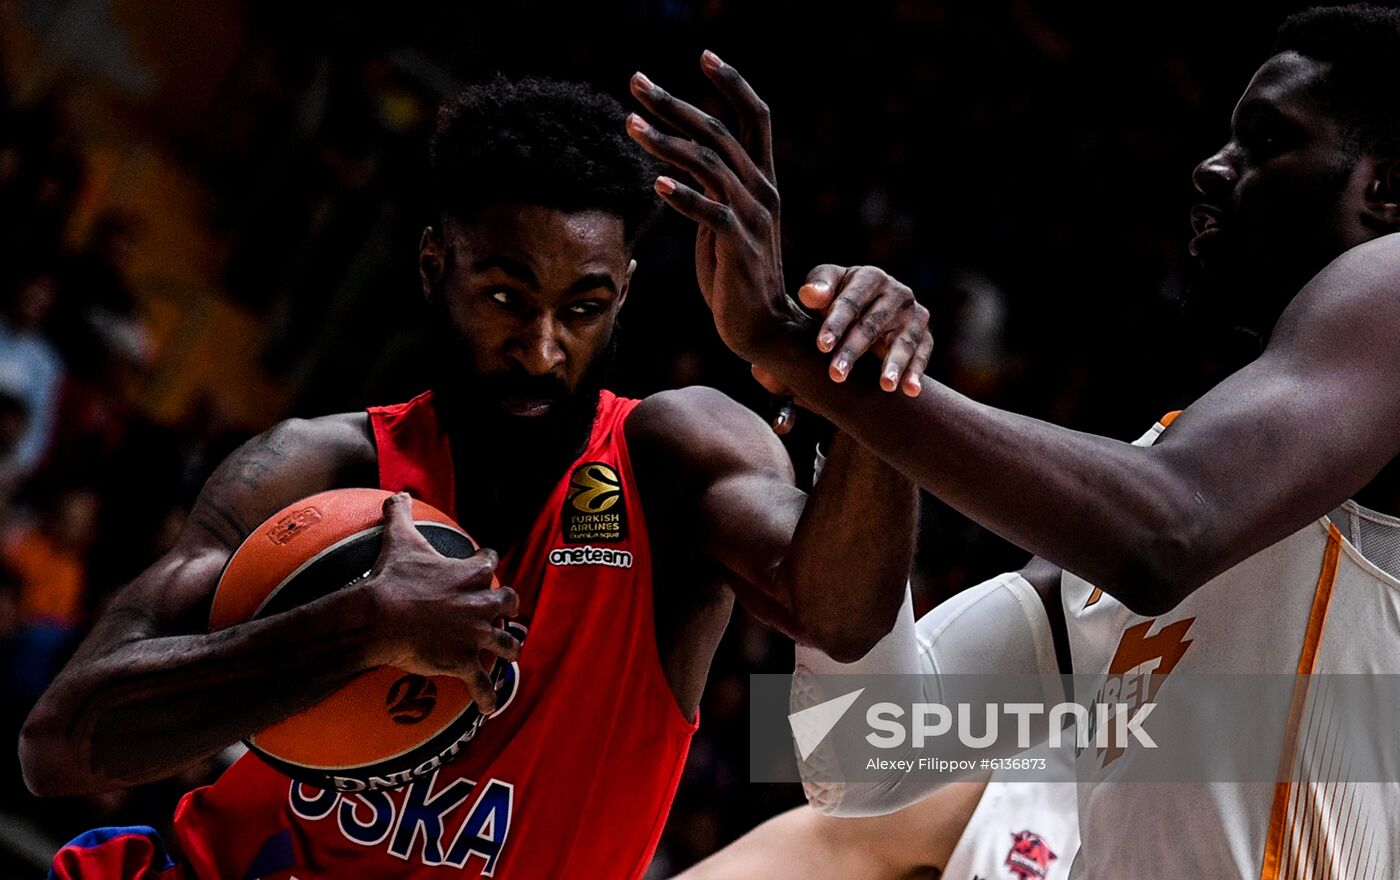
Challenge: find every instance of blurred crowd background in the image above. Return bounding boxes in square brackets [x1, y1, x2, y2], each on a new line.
[0, 0, 1311, 875]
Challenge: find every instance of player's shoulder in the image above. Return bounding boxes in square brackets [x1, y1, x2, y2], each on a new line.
[228, 412, 377, 478]
[1324, 231, 1400, 290]
[1267, 232, 1400, 363]
[1342, 229, 1400, 267]
[270, 412, 377, 462]
[629, 385, 752, 432]
[210, 412, 377, 505]
[1288, 232, 1400, 323]
[625, 386, 791, 478]
[183, 413, 378, 555]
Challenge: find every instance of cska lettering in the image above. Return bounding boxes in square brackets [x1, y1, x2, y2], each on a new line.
[289, 771, 515, 875]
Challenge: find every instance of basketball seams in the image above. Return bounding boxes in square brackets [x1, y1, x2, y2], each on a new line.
[249, 525, 384, 620]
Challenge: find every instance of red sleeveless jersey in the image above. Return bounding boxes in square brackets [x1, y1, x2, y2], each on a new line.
[169, 390, 696, 880]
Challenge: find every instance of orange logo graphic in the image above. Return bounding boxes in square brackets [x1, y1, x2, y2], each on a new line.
[1094, 617, 1194, 766]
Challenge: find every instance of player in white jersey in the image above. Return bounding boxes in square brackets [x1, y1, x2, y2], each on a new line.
[672, 462, 1079, 880]
[676, 570, 1077, 880]
[622, 3, 1400, 877]
[1054, 412, 1400, 876]
[673, 461, 1079, 880]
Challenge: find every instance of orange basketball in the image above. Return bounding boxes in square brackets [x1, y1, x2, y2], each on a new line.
[210, 488, 509, 793]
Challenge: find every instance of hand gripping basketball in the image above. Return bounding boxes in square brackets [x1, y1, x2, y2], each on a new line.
[209, 488, 518, 789]
[368, 492, 520, 715]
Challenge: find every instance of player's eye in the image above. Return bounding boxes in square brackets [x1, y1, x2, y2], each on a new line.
[565, 301, 605, 318]
[1241, 115, 1292, 157]
[488, 288, 521, 309]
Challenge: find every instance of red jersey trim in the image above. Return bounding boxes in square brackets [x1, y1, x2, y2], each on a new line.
[367, 390, 454, 515]
[611, 399, 702, 736]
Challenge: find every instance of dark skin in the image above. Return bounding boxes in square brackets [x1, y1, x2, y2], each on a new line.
[633, 50, 1400, 622]
[19, 194, 926, 795]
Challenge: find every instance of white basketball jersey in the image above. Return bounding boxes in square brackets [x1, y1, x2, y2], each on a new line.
[1063, 414, 1400, 879]
[943, 749, 1079, 880]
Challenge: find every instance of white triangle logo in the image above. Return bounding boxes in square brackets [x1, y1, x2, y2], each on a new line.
[788, 688, 865, 760]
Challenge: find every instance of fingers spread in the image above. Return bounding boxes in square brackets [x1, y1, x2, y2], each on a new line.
[470, 546, 500, 571]
[699, 51, 776, 183]
[653, 175, 738, 232]
[631, 71, 768, 196]
[627, 115, 759, 222]
[448, 547, 499, 593]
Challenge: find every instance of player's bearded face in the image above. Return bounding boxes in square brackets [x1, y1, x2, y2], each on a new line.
[427, 288, 617, 466]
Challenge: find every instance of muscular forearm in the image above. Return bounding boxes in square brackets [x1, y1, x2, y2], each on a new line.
[777, 430, 917, 661]
[763, 336, 1195, 613]
[20, 586, 384, 796]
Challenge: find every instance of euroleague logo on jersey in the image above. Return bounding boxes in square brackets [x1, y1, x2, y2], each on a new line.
[563, 461, 627, 543]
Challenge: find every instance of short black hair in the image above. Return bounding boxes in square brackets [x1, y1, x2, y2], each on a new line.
[429, 75, 660, 246]
[1275, 4, 1400, 156]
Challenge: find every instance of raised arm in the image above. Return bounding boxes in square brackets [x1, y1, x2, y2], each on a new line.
[756, 242, 1400, 612]
[628, 52, 1400, 614]
[628, 387, 916, 661]
[20, 416, 517, 796]
[623, 56, 929, 655]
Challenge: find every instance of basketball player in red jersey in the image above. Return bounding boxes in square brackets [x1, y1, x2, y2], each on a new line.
[19, 77, 931, 879]
[633, 8, 1400, 876]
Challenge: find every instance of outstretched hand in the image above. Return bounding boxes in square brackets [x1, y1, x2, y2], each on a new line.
[627, 53, 932, 422]
[627, 53, 790, 364]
